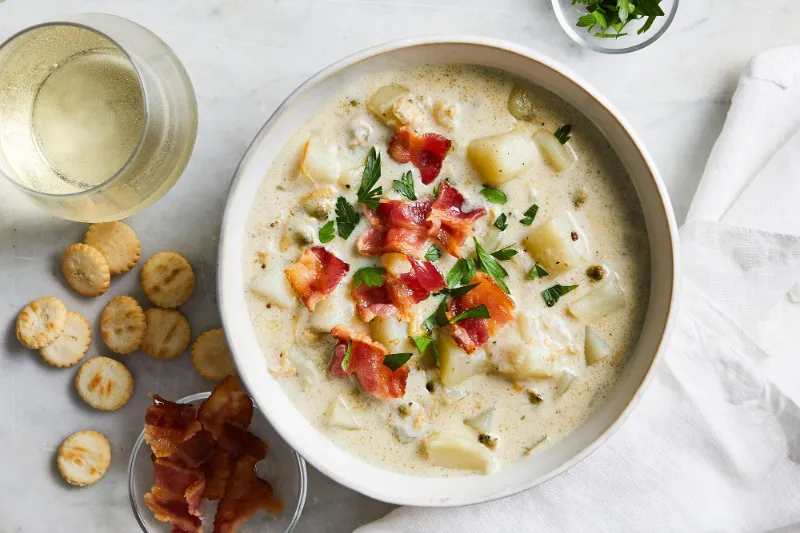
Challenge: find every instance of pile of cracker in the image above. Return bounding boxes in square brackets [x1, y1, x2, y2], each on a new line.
[15, 221, 236, 488]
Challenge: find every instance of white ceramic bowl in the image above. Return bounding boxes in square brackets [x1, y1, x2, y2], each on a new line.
[218, 36, 680, 507]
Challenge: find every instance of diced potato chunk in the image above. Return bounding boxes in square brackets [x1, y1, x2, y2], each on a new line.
[491, 312, 557, 380]
[438, 333, 487, 387]
[465, 408, 495, 434]
[367, 84, 410, 127]
[467, 131, 541, 186]
[523, 212, 589, 276]
[568, 272, 625, 322]
[533, 130, 577, 172]
[585, 326, 614, 365]
[555, 368, 578, 397]
[425, 432, 497, 473]
[300, 135, 340, 184]
[309, 289, 355, 332]
[328, 397, 360, 430]
[300, 186, 337, 219]
[391, 401, 426, 443]
[250, 263, 297, 309]
[370, 316, 413, 353]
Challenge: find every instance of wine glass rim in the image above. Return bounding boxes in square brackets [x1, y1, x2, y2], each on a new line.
[127, 392, 308, 533]
[0, 18, 149, 198]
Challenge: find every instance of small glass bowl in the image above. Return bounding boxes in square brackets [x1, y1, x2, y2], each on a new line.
[552, 0, 679, 54]
[128, 392, 307, 533]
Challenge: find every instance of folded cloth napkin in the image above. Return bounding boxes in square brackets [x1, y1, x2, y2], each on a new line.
[357, 47, 800, 533]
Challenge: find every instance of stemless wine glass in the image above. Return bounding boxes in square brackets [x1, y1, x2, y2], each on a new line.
[128, 392, 307, 533]
[0, 14, 197, 222]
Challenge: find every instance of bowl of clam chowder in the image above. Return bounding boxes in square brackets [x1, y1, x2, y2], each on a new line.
[218, 37, 679, 506]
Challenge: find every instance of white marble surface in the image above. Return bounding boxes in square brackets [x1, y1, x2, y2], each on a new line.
[1, 1, 800, 532]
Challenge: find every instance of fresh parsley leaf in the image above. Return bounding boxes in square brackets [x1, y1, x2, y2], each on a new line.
[449, 304, 491, 324]
[357, 147, 383, 211]
[393, 170, 416, 200]
[491, 246, 518, 261]
[573, 0, 665, 37]
[554, 124, 572, 145]
[541, 283, 578, 307]
[446, 258, 477, 288]
[447, 283, 479, 299]
[412, 336, 439, 367]
[474, 238, 510, 293]
[617, 0, 633, 22]
[424, 245, 442, 262]
[423, 298, 449, 333]
[494, 213, 508, 231]
[383, 352, 413, 371]
[341, 341, 352, 371]
[480, 187, 507, 205]
[318, 221, 335, 243]
[353, 267, 387, 288]
[335, 197, 360, 239]
[527, 263, 549, 279]
[520, 203, 539, 225]
[432, 178, 448, 199]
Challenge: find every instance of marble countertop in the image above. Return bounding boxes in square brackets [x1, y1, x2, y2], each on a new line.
[1, 1, 799, 532]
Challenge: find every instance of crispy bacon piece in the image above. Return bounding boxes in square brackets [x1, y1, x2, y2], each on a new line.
[388, 126, 452, 184]
[285, 246, 350, 311]
[384, 272, 430, 321]
[203, 449, 233, 501]
[216, 422, 268, 461]
[427, 181, 486, 257]
[144, 459, 205, 533]
[145, 396, 202, 458]
[144, 487, 202, 533]
[449, 273, 515, 353]
[213, 456, 284, 533]
[168, 430, 216, 469]
[356, 200, 432, 258]
[329, 325, 409, 399]
[407, 257, 446, 292]
[198, 377, 253, 440]
[353, 283, 399, 322]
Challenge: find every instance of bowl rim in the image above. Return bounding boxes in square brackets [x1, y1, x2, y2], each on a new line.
[218, 35, 680, 506]
[127, 392, 308, 533]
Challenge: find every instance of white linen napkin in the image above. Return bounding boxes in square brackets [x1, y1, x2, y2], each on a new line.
[356, 47, 800, 533]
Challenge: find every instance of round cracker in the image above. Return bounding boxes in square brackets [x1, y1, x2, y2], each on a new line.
[57, 430, 111, 487]
[84, 221, 141, 275]
[141, 308, 191, 360]
[62, 243, 111, 297]
[40, 311, 91, 368]
[16, 296, 67, 349]
[100, 296, 146, 354]
[75, 356, 134, 411]
[140, 252, 195, 308]
[191, 328, 237, 381]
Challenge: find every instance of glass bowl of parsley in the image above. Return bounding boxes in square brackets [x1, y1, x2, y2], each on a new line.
[553, 0, 678, 53]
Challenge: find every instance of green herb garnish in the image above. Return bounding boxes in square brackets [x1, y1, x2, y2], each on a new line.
[440, 283, 479, 299]
[527, 263, 549, 279]
[357, 147, 383, 211]
[383, 352, 413, 371]
[573, 0, 665, 38]
[341, 341, 352, 371]
[432, 178, 448, 199]
[541, 283, 578, 307]
[450, 304, 491, 324]
[318, 221, 335, 243]
[422, 298, 449, 333]
[353, 267, 387, 288]
[393, 170, 416, 200]
[474, 238, 510, 293]
[480, 187, 507, 205]
[554, 124, 572, 144]
[446, 258, 477, 288]
[491, 246, 518, 261]
[412, 336, 439, 367]
[335, 197, 360, 239]
[520, 203, 539, 226]
[493, 214, 508, 231]
[424, 245, 442, 262]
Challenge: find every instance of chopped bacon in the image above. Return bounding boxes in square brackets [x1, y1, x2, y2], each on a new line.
[384, 272, 430, 321]
[213, 456, 284, 533]
[388, 126, 452, 184]
[144, 459, 205, 533]
[145, 396, 202, 458]
[169, 430, 216, 469]
[353, 283, 398, 322]
[329, 325, 409, 399]
[198, 377, 253, 440]
[203, 449, 233, 501]
[285, 246, 350, 311]
[216, 422, 268, 461]
[449, 273, 515, 353]
[356, 200, 432, 258]
[427, 181, 486, 257]
[144, 487, 202, 533]
[407, 257, 447, 292]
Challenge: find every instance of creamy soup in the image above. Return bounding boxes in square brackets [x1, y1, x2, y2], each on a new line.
[243, 65, 650, 476]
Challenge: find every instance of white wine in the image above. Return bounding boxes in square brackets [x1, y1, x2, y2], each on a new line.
[31, 48, 144, 191]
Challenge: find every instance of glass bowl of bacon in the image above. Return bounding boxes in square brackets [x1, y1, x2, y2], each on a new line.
[128, 378, 307, 533]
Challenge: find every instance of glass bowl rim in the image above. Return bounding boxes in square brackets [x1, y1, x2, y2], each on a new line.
[127, 391, 308, 533]
[551, 0, 680, 55]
